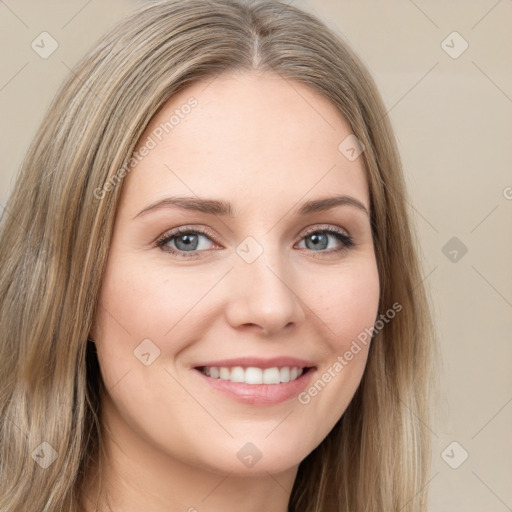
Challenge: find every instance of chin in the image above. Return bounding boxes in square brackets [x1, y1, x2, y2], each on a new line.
[191, 434, 315, 477]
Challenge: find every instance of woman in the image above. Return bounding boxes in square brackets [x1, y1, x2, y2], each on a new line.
[0, 0, 436, 510]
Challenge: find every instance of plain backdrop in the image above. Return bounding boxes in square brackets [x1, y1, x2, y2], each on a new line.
[1, 1, 511, 510]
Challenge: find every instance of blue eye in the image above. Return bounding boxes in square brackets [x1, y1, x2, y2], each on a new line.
[157, 228, 215, 257]
[156, 225, 354, 259]
[297, 226, 354, 253]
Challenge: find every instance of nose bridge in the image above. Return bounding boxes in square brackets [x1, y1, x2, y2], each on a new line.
[225, 235, 305, 334]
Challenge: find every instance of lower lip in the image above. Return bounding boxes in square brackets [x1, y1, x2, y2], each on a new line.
[193, 368, 316, 405]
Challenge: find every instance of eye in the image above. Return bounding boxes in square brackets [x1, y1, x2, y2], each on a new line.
[156, 224, 355, 259]
[156, 227, 217, 258]
[296, 225, 354, 256]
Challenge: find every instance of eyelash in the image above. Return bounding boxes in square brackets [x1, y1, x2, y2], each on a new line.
[156, 224, 355, 259]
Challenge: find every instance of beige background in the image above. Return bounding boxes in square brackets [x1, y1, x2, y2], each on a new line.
[1, 1, 511, 509]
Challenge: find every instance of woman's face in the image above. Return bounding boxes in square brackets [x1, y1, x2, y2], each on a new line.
[92, 70, 380, 477]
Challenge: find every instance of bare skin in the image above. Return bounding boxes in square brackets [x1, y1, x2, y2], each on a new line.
[82, 69, 380, 512]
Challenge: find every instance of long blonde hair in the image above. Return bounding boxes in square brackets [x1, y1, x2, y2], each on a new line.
[0, 0, 436, 510]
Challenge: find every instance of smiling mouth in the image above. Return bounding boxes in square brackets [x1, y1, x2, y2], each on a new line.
[195, 365, 313, 385]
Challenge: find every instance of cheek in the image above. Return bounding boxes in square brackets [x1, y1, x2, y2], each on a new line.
[293, 257, 379, 417]
[95, 256, 207, 342]
[309, 258, 380, 345]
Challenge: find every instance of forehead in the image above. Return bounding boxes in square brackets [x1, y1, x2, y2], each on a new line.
[120, 70, 369, 215]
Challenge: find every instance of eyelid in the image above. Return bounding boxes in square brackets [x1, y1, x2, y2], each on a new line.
[300, 223, 351, 238]
[155, 225, 219, 249]
[156, 224, 350, 245]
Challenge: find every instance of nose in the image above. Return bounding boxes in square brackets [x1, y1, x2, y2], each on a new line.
[223, 247, 306, 336]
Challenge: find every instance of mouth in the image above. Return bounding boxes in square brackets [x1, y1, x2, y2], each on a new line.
[191, 358, 317, 405]
[195, 365, 314, 385]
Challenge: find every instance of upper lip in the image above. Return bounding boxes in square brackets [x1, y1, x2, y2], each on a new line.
[193, 356, 316, 369]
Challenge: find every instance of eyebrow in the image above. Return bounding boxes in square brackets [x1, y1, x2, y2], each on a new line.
[134, 194, 369, 219]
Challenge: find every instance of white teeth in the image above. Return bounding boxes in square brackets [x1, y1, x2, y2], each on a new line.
[230, 366, 245, 383]
[245, 367, 263, 384]
[200, 366, 306, 384]
[262, 367, 280, 384]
